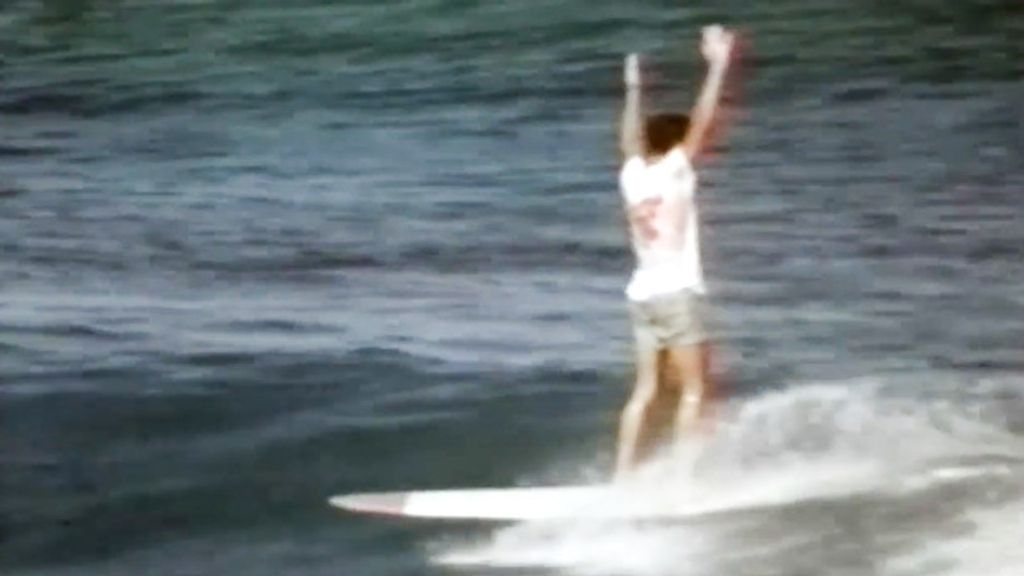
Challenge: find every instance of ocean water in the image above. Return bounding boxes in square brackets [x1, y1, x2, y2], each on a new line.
[1, 0, 1022, 575]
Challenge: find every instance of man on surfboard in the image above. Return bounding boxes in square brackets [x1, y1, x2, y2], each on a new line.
[615, 25, 735, 476]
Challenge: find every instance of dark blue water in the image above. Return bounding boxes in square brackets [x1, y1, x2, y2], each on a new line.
[2, 1, 1023, 575]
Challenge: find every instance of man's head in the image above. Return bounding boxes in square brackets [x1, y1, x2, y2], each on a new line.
[644, 113, 690, 157]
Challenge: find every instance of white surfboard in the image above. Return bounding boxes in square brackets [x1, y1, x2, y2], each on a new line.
[329, 462, 1015, 522]
[329, 483, 791, 521]
[331, 485, 609, 520]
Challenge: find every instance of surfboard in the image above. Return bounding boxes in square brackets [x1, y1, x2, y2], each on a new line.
[329, 483, 788, 521]
[331, 485, 610, 521]
[329, 462, 1016, 522]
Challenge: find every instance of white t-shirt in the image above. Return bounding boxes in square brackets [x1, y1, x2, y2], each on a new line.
[619, 148, 705, 302]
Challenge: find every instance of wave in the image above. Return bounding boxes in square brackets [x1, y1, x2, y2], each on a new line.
[432, 376, 1024, 575]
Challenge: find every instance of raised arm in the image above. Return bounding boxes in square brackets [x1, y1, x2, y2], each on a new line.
[681, 26, 735, 161]
[619, 53, 644, 161]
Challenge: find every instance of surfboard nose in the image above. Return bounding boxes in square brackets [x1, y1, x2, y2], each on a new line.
[330, 492, 409, 515]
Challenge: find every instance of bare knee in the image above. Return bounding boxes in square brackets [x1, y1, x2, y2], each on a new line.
[622, 387, 656, 421]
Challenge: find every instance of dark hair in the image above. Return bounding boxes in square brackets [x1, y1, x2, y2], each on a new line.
[644, 113, 690, 157]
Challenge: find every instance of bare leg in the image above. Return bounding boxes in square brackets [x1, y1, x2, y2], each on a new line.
[614, 342, 659, 478]
[667, 343, 714, 439]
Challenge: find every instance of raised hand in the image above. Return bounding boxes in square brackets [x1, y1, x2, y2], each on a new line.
[683, 25, 736, 159]
[700, 25, 734, 65]
[624, 53, 641, 88]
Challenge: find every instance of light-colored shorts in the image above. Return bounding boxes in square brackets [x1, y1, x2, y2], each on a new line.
[628, 289, 708, 350]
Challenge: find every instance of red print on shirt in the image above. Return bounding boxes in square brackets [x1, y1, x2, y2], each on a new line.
[629, 197, 662, 244]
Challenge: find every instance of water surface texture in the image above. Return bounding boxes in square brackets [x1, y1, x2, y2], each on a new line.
[1, 1, 1022, 575]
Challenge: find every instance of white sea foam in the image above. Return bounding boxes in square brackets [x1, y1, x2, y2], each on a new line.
[431, 376, 1024, 575]
[884, 495, 1024, 576]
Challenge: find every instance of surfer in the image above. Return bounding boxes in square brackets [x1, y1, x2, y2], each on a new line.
[614, 25, 735, 476]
